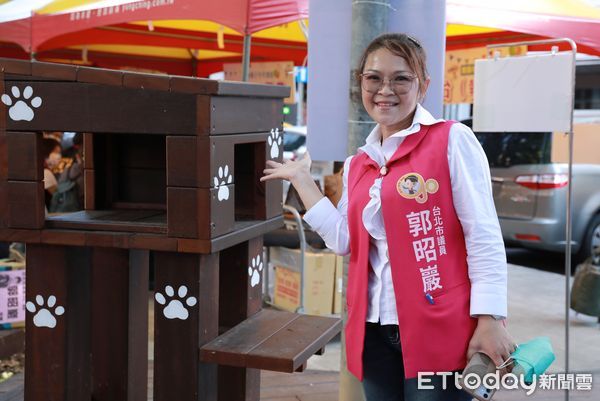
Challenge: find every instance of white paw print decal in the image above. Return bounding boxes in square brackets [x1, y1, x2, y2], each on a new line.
[155, 285, 197, 320]
[1, 86, 42, 122]
[213, 164, 233, 202]
[26, 295, 65, 328]
[267, 128, 282, 159]
[248, 255, 263, 288]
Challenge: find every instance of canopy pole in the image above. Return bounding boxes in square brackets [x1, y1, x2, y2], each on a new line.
[242, 34, 251, 82]
[487, 38, 577, 401]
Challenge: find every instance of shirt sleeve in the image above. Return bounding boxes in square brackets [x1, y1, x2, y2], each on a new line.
[44, 168, 57, 190]
[303, 156, 352, 255]
[448, 123, 508, 318]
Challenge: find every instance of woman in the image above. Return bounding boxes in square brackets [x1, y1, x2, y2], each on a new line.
[262, 33, 515, 400]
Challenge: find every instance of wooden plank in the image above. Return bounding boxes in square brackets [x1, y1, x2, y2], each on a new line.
[202, 96, 284, 135]
[0, 58, 31, 75]
[217, 237, 263, 401]
[129, 234, 178, 252]
[85, 231, 131, 249]
[46, 210, 167, 234]
[84, 169, 95, 210]
[246, 315, 342, 372]
[77, 66, 123, 86]
[123, 71, 170, 91]
[7, 181, 44, 229]
[40, 229, 86, 246]
[0, 72, 5, 133]
[200, 311, 342, 374]
[201, 310, 299, 367]
[83, 133, 94, 170]
[168, 76, 218, 95]
[167, 186, 234, 239]
[153, 252, 219, 401]
[91, 248, 148, 401]
[31, 62, 77, 81]
[176, 238, 211, 254]
[0, 228, 41, 243]
[25, 244, 92, 401]
[6, 132, 42, 181]
[4, 81, 197, 135]
[216, 81, 290, 98]
[0, 130, 7, 229]
[0, 132, 7, 180]
[211, 216, 284, 254]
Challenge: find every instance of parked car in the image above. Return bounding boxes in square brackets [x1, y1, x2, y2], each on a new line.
[283, 124, 307, 161]
[463, 118, 600, 264]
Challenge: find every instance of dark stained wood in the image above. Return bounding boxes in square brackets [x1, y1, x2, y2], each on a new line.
[46, 210, 166, 234]
[4, 81, 197, 135]
[83, 133, 94, 169]
[129, 233, 178, 252]
[84, 169, 95, 210]
[176, 238, 211, 254]
[91, 248, 148, 401]
[25, 244, 92, 401]
[202, 96, 284, 135]
[40, 229, 86, 246]
[6, 132, 42, 181]
[201, 309, 342, 374]
[0, 228, 41, 243]
[7, 181, 44, 229]
[211, 216, 284, 254]
[167, 133, 267, 188]
[31, 61, 77, 81]
[0, 73, 5, 133]
[168, 76, 219, 94]
[153, 252, 219, 401]
[217, 237, 263, 401]
[0, 58, 31, 75]
[123, 71, 170, 91]
[77, 65, 123, 86]
[0, 131, 7, 229]
[85, 231, 131, 249]
[167, 186, 234, 239]
[0, 133, 7, 180]
[216, 81, 290, 98]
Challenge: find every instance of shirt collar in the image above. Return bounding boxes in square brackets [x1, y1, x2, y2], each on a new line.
[359, 104, 445, 155]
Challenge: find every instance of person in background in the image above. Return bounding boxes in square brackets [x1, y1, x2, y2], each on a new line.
[42, 137, 61, 210]
[262, 33, 515, 400]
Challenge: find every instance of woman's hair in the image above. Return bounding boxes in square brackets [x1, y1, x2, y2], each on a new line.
[41, 137, 60, 159]
[355, 33, 429, 96]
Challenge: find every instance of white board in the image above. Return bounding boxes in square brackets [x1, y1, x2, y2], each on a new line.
[473, 52, 574, 133]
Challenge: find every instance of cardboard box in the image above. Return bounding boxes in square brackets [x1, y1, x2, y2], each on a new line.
[333, 255, 344, 315]
[270, 246, 336, 316]
[0, 258, 26, 329]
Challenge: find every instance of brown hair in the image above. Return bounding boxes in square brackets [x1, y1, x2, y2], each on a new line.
[355, 33, 429, 96]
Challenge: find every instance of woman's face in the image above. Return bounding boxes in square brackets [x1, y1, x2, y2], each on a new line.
[361, 48, 429, 137]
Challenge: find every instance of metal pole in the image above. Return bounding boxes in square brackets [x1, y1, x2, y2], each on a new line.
[242, 34, 251, 82]
[487, 38, 577, 401]
[346, 0, 390, 154]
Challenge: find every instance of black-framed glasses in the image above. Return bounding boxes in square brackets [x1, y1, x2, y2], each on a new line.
[359, 72, 417, 94]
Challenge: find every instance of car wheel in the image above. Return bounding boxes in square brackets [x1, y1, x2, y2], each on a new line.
[577, 214, 600, 265]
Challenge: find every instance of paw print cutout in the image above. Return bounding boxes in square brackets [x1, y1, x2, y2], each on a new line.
[1, 86, 42, 122]
[26, 295, 65, 328]
[267, 128, 282, 159]
[213, 165, 233, 201]
[155, 285, 197, 320]
[248, 255, 263, 288]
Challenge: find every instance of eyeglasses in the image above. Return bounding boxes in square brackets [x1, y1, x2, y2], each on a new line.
[359, 73, 417, 94]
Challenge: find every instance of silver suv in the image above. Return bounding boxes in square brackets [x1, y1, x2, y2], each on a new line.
[464, 119, 600, 263]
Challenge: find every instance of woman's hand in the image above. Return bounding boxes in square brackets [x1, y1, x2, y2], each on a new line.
[261, 152, 324, 211]
[260, 152, 312, 184]
[467, 316, 517, 375]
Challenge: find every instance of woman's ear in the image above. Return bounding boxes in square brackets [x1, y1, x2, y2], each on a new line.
[419, 76, 431, 102]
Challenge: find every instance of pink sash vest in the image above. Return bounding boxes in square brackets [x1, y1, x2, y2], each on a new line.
[346, 121, 477, 380]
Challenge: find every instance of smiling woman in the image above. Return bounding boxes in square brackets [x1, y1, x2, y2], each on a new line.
[262, 33, 515, 401]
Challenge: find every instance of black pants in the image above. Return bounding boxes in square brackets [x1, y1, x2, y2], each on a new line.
[362, 322, 473, 401]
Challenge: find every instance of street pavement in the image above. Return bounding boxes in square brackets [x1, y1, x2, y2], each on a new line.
[306, 262, 600, 400]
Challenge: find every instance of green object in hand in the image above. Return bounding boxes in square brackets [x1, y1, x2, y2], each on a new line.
[511, 336, 555, 384]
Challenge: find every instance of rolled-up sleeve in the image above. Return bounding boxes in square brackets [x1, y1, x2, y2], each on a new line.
[448, 124, 508, 318]
[303, 156, 352, 255]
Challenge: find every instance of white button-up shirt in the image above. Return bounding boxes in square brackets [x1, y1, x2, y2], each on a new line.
[303, 104, 507, 324]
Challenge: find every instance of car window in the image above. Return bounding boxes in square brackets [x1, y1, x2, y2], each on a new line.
[474, 132, 552, 167]
[283, 132, 306, 152]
